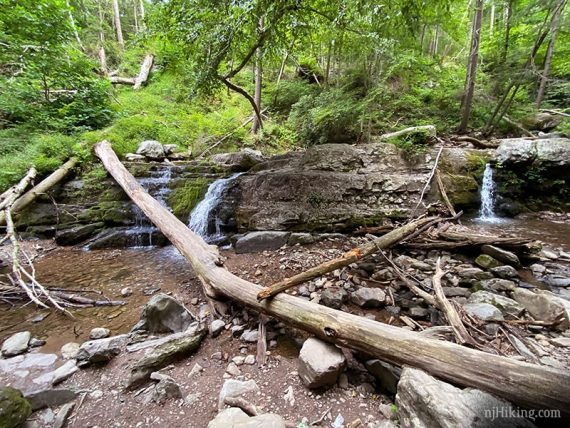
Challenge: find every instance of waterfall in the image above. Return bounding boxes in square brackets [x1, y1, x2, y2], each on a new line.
[189, 173, 242, 243]
[478, 163, 499, 221]
[131, 165, 173, 246]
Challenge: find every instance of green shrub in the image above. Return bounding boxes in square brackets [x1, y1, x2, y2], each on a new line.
[267, 80, 319, 116]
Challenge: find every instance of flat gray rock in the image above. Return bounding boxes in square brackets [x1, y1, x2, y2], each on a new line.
[234, 231, 290, 253]
[89, 327, 111, 340]
[350, 287, 386, 308]
[1, 332, 31, 358]
[218, 379, 259, 410]
[463, 303, 504, 321]
[25, 388, 77, 411]
[76, 335, 128, 367]
[131, 293, 196, 334]
[468, 291, 524, 318]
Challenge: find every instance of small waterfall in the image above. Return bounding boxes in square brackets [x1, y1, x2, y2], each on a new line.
[131, 165, 173, 246]
[478, 163, 499, 222]
[189, 173, 242, 243]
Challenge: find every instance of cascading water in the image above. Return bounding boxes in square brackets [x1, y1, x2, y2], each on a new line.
[131, 165, 173, 246]
[189, 173, 242, 243]
[478, 163, 499, 222]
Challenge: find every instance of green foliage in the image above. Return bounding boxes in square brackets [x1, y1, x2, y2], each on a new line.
[288, 89, 362, 146]
[267, 80, 319, 116]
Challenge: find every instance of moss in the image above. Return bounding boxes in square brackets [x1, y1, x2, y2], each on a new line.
[465, 152, 491, 178]
[168, 177, 211, 219]
[440, 173, 479, 206]
[0, 387, 32, 428]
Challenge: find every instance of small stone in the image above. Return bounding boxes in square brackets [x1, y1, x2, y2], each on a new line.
[232, 356, 246, 366]
[480, 278, 517, 292]
[408, 307, 429, 318]
[90, 390, 103, 400]
[189, 363, 203, 377]
[231, 325, 245, 337]
[490, 265, 519, 279]
[550, 337, 570, 348]
[244, 355, 256, 365]
[120, 287, 133, 297]
[1, 332, 31, 358]
[240, 329, 259, 343]
[468, 291, 524, 318]
[320, 287, 348, 309]
[210, 320, 225, 338]
[60, 343, 80, 360]
[226, 362, 241, 376]
[474, 254, 501, 270]
[463, 303, 504, 321]
[29, 338, 46, 348]
[350, 287, 386, 308]
[530, 264, 546, 274]
[218, 379, 259, 410]
[89, 328, 111, 340]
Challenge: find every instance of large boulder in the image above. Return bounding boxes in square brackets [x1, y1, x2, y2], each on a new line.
[496, 137, 570, 167]
[211, 149, 264, 172]
[0, 387, 31, 428]
[1, 332, 31, 358]
[512, 288, 569, 331]
[136, 140, 165, 160]
[522, 112, 561, 132]
[365, 360, 401, 394]
[234, 231, 290, 253]
[131, 293, 196, 334]
[298, 337, 346, 388]
[396, 368, 536, 428]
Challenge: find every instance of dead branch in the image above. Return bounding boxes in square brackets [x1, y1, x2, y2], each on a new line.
[0, 167, 37, 211]
[412, 146, 443, 215]
[453, 136, 499, 149]
[435, 170, 457, 217]
[257, 216, 437, 301]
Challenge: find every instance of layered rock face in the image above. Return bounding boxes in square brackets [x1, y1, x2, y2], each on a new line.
[224, 144, 490, 232]
[494, 137, 570, 215]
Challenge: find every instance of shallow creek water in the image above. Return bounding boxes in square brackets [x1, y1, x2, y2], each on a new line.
[0, 246, 197, 352]
[1, 217, 568, 353]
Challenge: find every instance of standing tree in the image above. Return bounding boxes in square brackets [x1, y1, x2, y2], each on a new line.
[112, 0, 124, 51]
[252, 15, 264, 134]
[536, 0, 566, 108]
[459, 0, 483, 133]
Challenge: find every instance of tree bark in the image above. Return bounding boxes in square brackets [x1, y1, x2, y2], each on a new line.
[459, 0, 483, 133]
[109, 76, 136, 85]
[252, 16, 264, 134]
[0, 158, 77, 226]
[502, 0, 512, 62]
[97, 0, 108, 75]
[65, 0, 84, 51]
[133, 54, 154, 89]
[112, 0, 125, 51]
[94, 140, 570, 417]
[489, 2, 495, 36]
[536, 0, 566, 108]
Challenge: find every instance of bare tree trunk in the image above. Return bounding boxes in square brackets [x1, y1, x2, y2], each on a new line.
[139, 0, 145, 22]
[252, 16, 264, 134]
[112, 0, 125, 51]
[502, 0, 512, 62]
[97, 0, 108, 75]
[133, 0, 139, 33]
[133, 54, 154, 89]
[432, 25, 440, 56]
[94, 140, 570, 417]
[536, 0, 566, 108]
[489, 2, 495, 36]
[324, 39, 333, 86]
[459, 0, 483, 133]
[65, 0, 84, 51]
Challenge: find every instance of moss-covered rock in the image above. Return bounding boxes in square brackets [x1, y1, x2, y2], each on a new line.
[0, 387, 31, 428]
[167, 177, 211, 220]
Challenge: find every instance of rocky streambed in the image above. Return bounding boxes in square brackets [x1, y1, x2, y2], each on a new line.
[1, 220, 570, 427]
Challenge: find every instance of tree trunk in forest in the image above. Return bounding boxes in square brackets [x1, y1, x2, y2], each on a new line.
[252, 16, 264, 134]
[109, 76, 136, 85]
[112, 0, 125, 51]
[65, 0, 84, 51]
[139, 0, 145, 22]
[97, 0, 107, 75]
[502, 0, 512, 62]
[95, 140, 570, 417]
[133, 0, 139, 33]
[489, 2, 495, 36]
[536, 0, 566, 108]
[459, 0, 483, 133]
[0, 158, 77, 226]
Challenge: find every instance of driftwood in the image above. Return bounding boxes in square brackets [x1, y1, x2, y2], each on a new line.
[0, 167, 37, 211]
[411, 146, 443, 215]
[402, 231, 537, 253]
[0, 158, 77, 226]
[257, 216, 437, 301]
[435, 170, 457, 217]
[95, 139, 570, 416]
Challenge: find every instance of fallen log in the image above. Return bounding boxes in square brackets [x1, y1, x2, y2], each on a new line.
[0, 167, 37, 210]
[453, 135, 499, 149]
[257, 216, 437, 301]
[95, 140, 570, 416]
[0, 158, 77, 226]
[376, 125, 436, 142]
[109, 76, 136, 85]
[133, 54, 154, 90]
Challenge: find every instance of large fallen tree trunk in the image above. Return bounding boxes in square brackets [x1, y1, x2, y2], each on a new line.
[95, 140, 570, 417]
[0, 158, 77, 226]
[133, 54, 154, 90]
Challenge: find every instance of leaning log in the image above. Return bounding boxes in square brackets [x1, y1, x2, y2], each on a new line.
[133, 54, 154, 90]
[0, 158, 77, 226]
[95, 140, 570, 417]
[109, 76, 136, 85]
[376, 125, 437, 142]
